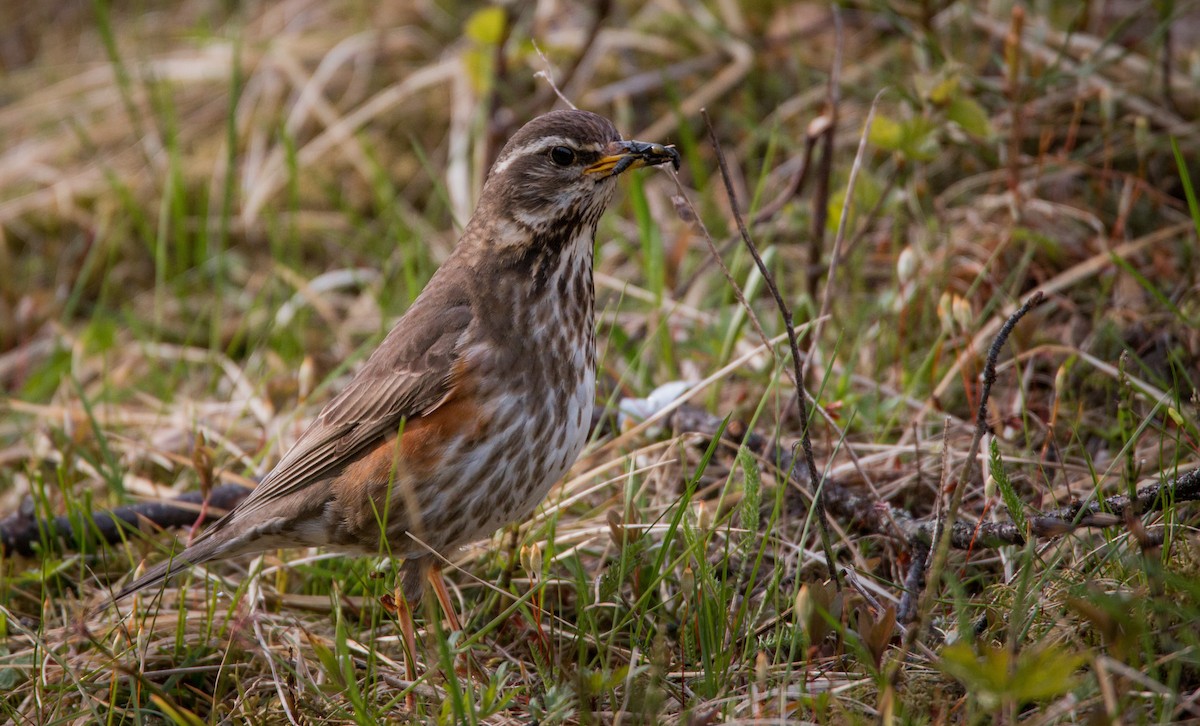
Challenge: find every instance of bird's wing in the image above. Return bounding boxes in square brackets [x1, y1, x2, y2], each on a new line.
[110, 288, 473, 603]
[217, 292, 474, 524]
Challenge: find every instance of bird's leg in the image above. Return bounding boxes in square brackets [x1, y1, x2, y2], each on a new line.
[427, 563, 462, 632]
[393, 559, 428, 712]
[427, 564, 489, 682]
[395, 592, 418, 712]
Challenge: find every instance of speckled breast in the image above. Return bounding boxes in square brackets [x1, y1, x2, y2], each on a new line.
[392, 235, 597, 557]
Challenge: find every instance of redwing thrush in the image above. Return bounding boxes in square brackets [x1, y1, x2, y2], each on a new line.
[114, 110, 678, 627]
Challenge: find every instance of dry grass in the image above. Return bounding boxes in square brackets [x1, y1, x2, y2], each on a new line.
[2, 0, 1200, 722]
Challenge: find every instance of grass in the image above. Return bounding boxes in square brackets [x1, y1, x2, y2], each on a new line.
[2, 0, 1200, 722]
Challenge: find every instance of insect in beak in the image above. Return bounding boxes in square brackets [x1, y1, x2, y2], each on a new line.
[584, 140, 681, 177]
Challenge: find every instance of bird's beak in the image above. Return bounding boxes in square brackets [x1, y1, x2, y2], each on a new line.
[584, 139, 681, 177]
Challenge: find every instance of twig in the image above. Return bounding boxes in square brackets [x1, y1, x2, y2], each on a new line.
[665, 173, 776, 378]
[7, 401, 1197, 572]
[876, 291, 1043, 699]
[810, 88, 884, 348]
[666, 165, 885, 501]
[701, 108, 840, 589]
[896, 538, 929, 624]
[807, 7, 842, 295]
[899, 418, 951, 623]
[0, 484, 252, 557]
[671, 123, 822, 301]
[893, 291, 1046, 682]
[531, 40, 576, 110]
[666, 403, 1200, 553]
[751, 126, 821, 227]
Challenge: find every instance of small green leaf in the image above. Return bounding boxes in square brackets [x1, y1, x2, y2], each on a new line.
[928, 72, 960, 105]
[465, 6, 507, 44]
[597, 549, 624, 600]
[947, 96, 993, 139]
[990, 439, 1027, 534]
[826, 167, 884, 233]
[82, 318, 118, 353]
[938, 642, 1085, 710]
[914, 68, 959, 105]
[0, 646, 29, 690]
[1007, 647, 1087, 703]
[937, 642, 1011, 710]
[149, 695, 206, 726]
[901, 117, 939, 161]
[306, 631, 343, 687]
[868, 114, 904, 151]
[737, 448, 761, 551]
[1173, 137, 1200, 243]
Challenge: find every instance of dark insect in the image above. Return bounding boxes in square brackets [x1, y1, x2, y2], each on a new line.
[612, 140, 681, 175]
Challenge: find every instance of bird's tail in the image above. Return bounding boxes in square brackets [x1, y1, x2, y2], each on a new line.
[111, 535, 228, 604]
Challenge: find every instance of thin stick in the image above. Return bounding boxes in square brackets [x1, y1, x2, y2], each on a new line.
[939, 291, 1045, 568]
[531, 40, 576, 110]
[807, 7, 842, 295]
[892, 291, 1045, 680]
[810, 88, 884, 348]
[664, 171, 881, 499]
[671, 123, 821, 301]
[880, 292, 1045, 701]
[701, 108, 839, 589]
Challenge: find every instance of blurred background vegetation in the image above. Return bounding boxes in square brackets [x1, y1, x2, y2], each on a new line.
[1, 0, 1198, 722]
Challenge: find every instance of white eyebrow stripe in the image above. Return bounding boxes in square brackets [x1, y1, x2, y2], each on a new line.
[489, 137, 610, 176]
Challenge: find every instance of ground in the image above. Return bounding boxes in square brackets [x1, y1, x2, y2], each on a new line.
[1, 0, 1199, 723]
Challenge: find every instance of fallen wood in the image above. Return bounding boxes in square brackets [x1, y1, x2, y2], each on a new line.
[0, 483, 252, 557]
[666, 403, 1199, 550]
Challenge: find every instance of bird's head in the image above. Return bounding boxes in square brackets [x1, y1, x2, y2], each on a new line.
[478, 109, 679, 239]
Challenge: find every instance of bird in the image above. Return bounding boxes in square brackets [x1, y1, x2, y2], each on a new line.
[111, 108, 679, 675]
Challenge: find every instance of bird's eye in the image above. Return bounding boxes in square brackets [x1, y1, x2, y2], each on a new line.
[549, 146, 576, 166]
